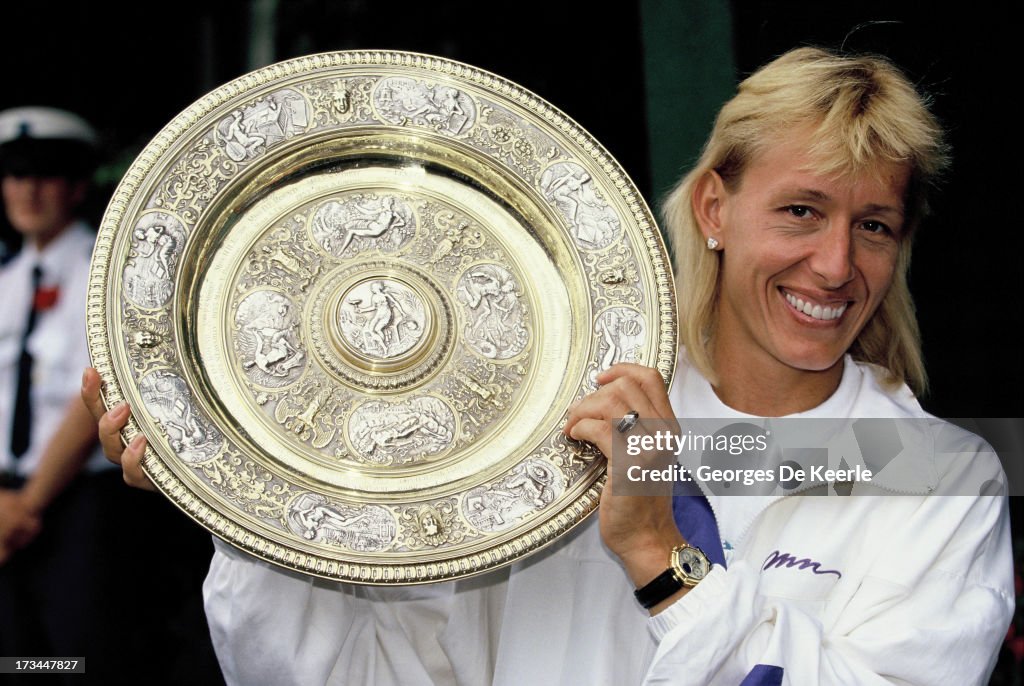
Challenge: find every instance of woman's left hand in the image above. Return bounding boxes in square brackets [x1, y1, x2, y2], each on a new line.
[563, 363, 685, 589]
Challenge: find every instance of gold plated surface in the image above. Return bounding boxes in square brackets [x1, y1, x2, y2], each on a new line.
[88, 51, 676, 584]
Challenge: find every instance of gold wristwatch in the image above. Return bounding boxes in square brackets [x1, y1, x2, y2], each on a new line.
[634, 544, 711, 609]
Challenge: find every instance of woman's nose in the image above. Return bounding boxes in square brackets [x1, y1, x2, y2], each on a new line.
[808, 225, 855, 288]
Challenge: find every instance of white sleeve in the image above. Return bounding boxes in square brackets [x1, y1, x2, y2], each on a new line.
[643, 490, 1014, 685]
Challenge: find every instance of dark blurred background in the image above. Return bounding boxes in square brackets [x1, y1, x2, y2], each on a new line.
[2, 1, 1019, 683]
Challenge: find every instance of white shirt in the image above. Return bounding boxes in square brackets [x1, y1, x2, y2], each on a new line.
[0, 221, 106, 477]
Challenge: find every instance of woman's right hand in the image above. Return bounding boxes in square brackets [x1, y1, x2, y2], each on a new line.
[564, 363, 685, 603]
[81, 368, 155, 491]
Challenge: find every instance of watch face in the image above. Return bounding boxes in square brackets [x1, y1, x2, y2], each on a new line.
[675, 546, 711, 584]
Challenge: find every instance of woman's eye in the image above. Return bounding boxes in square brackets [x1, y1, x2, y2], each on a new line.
[860, 220, 891, 235]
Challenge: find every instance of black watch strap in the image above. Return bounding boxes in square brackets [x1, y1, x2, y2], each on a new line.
[633, 568, 683, 609]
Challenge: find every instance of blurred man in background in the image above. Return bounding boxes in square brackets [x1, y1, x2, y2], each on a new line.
[0, 106, 224, 685]
[0, 107, 112, 682]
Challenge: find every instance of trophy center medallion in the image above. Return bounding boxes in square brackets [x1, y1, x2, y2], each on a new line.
[336, 277, 429, 364]
[307, 261, 455, 393]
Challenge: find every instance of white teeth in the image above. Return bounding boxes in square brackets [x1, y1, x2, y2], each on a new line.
[784, 291, 848, 321]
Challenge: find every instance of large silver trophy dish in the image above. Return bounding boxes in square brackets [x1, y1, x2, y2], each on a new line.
[88, 51, 675, 584]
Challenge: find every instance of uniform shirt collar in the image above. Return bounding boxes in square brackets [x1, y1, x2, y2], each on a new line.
[20, 220, 91, 282]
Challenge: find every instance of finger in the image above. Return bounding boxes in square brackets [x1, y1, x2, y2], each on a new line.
[85, 368, 134, 464]
[600, 376, 661, 421]
[596, 362, 666, 385]
[97, 403, 130, 464]
[568, 417, 613, 455]
[81, 367, 106, 421]
[564, 379, 657, 437]
[121, 435, 157, 492]
[565, 392, 636, 438]
[596, 364, 674, 417]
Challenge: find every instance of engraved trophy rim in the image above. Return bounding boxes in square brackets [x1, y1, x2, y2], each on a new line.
[87, 50, 676, 584]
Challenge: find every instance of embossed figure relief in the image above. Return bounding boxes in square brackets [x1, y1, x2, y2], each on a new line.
[287, 493, 396, 551]
[234, 290, 306, 386]
[201, 451, 292, 523]
[540, 161, 622, 250]
[590, 307, 646, 386]
[347, 397, 456, 465]
[338, 280, 427, 359]
[414, 505, 443, 541]
[456, 264, 529, 359]
[274, 383, 342, 449]
[329, 83, 349, 114]
[437, 359, 524, 445]
[252, 242, 320, 293]
[585, 244, 642, 308]
[373, 77, 476, 135]
[310, 194, 415, 258]
[215, 89, 309, 162]
[304, 77, 377, 128]
[469, 105, 561, 180]
[138, 370, 222, 463]
[133, 330, 162, 348]
[452, 368, 508, 415]
[123, 304, 175, 376]
[428, 211, 484, 265]
[398, 502, 467, 549]
[123, 212, 187, 309]
[463, 459, 566, 532]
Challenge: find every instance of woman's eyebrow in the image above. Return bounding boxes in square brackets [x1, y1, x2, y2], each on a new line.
[769, 187, 831, 203]
[792, 187, 830, 201]
[861, 202, 905, 217]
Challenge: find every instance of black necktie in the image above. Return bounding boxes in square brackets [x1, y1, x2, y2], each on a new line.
[10, 265, 43, 459]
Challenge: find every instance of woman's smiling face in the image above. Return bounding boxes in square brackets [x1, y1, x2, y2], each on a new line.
[699, 133, 910, 379]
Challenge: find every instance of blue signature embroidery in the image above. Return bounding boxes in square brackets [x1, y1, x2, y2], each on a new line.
[762, 550, 842, 578]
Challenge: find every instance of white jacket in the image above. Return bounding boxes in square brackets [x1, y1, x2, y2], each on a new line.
[646, 355, 1014, 685]
[203, 355, 1013, 685]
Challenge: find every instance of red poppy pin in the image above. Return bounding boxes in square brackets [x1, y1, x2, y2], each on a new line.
[34, 286, 60, 311]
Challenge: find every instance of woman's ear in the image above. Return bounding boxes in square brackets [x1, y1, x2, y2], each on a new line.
[691, 170, 727, 247]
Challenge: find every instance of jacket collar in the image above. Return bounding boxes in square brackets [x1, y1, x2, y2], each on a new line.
[669, 352, 937, 497]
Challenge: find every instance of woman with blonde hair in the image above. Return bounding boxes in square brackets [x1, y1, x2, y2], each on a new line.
[565, 46, 1013, 684]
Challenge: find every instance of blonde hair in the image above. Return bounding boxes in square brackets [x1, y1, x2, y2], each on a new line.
[664, 47, 948, 395]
